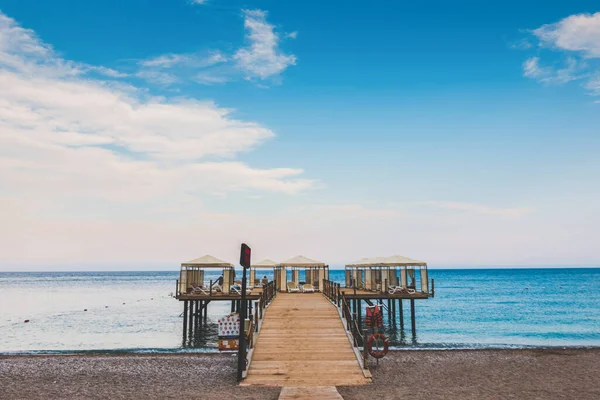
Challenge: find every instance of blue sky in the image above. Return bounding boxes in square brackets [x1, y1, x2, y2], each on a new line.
[0, 0, 598, 269]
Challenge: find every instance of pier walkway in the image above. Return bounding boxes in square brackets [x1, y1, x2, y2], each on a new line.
[242, 292, 370, 387]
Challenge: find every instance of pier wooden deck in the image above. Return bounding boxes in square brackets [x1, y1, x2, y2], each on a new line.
[242, 293, 370, 387]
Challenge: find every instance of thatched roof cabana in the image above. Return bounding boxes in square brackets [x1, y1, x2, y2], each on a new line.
[279, 255, 326, 267]
[181, 255, 234, 268]
[179, 255, 235, 295]
[344, 255, 430, 293]
[279, 255, 329, 292]
[250, 258, 278, 288]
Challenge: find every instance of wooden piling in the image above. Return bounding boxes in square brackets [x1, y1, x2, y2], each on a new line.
[182, 301, 188, 340]
[199, 301, 204, 328]
[387, 298, 391, 324]
[188, 300, 194, 336]
[197, 300, 201, 327]
[399, 299, 404, 329]
[357, 299, 362, 328]
[391, 297, 396, 326]
[203, 301, 208, 324]
[410, 298, 416, 335]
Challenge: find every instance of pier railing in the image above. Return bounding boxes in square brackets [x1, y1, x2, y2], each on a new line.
[340, 293, 368, 370]
[323, 279, 340, 305]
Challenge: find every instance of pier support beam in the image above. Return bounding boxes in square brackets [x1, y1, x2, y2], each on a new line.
[182, 301, 188, 341]
[204, 301, 208, 324]
[187, 300, 194, 341]
[410, 299, 416, 336]
[197, 300, 201, 328]
[387, 298, 391, 324]
[391, 297, 396, 326]
[399, 299, 404, 330]
[198, 301, 203, 329]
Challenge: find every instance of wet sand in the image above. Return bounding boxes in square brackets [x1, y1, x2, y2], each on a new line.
[1, 349, 599, 399]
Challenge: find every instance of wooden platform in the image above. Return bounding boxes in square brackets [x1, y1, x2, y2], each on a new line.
[177, 287, 264, 301]
[241, 293, 370, 387]
[339, 287, 430, 299]
[279, 386, 344, 399]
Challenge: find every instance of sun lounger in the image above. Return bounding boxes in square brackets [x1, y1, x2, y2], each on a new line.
[388, 286, 415, 295]
[287, 282, 300, 293]
[190, 285, 210, 295]
[231, 285, 253, 296]
[302, 283, 315, 293]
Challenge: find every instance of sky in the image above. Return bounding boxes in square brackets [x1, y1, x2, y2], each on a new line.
[0, 0, 599, 270]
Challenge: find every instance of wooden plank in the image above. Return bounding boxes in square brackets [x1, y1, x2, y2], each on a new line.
[242, 293, 370, 387]
[279, 386, 343, 400]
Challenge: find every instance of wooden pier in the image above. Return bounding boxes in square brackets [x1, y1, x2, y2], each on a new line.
[242, 293, 371, 387]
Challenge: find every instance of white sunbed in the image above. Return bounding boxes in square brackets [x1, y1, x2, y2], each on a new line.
[302, 283, 316, 293]
[190, 285, 210, 295]
[231, 286, 253, 296]
[287, 282, 300, 293]
[388, 286, 416, 295]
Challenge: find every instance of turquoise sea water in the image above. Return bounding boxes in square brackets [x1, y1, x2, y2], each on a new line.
[0, 268, 599, 353]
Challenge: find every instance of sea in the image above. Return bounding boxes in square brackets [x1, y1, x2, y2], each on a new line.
[1, 268, 599, 354]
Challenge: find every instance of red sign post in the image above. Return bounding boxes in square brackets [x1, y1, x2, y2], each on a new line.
[237, 243, 251, 381]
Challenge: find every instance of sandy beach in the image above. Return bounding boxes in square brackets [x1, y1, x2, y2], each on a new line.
[1, 349, 599, 399]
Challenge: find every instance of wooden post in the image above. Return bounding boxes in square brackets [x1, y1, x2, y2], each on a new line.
[182, 301, 188, 341]
[204, 301, 208, 324]
[188, 300, 194, 336]
[254, 301, 259, 332]
[209, 280, 213, 298]
[194, 300, 202, 333]
[432, 278, 435, 297]
[399, 299, 404, 330]
[248, 299, 253, 322]
[357, 299, 362, 328]
[362, 328, 369, 370]
[391, 296, 396, 326]
[387, 298, 391, 324]
[410, 299, 416, 335]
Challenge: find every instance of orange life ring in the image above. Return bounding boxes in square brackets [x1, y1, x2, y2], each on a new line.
[366, 333, 389, 359]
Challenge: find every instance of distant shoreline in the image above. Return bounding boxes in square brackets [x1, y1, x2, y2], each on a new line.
[3, 344, 600, 357]
[1, 266, 600, 273]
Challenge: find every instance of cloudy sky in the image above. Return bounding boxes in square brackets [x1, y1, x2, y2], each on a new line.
[0, 0, 599, 270]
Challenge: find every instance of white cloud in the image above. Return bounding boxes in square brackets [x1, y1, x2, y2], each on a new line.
[286, 31, 298, 39]
[533, 12, 600, 58]
[420, 202, 533, 217]
[233, 9, 296, 80]
[524, 13, 600, 97]
[190, 0, 208, 5]
[134, 10, 296, 86]
[522, 56, 584, 84]
[194, 71, 230, 85]
[585, 75, 600, 95]
[523, 57, 546, 79]
[0, 10, 314, 236]
[89, 66, 128, 78]
[139, 53, 191, 68]
[136, 51, 229, 85]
